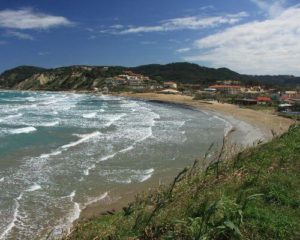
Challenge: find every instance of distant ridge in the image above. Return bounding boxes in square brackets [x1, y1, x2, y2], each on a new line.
[0, 62, 299, 91]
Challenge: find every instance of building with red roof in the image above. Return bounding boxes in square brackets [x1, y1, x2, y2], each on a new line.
[257, 96, 272, 104]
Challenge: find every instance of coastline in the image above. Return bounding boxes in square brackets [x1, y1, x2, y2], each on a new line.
[116, 92, 294, 140]
[77, 92, 294, 224]
[1, 89, 295, 235]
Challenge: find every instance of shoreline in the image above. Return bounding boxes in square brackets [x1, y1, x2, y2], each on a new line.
[116, 92, 295, 140]
[1, 89, 295, 235]
[77, 92, 294, 224]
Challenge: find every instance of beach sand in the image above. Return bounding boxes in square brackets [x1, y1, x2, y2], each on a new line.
[117, 92, 294, 139]
[77, 92, 295, 221]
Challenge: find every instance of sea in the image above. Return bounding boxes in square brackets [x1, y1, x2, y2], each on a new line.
[0, 90, 230, 239]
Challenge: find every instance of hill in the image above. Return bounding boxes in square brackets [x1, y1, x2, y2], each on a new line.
[0, 62, 299, 91]
[132, 62, 243, 84]
[0, 65, 125, 91]
[132, 63, 300, 87]
[0, 66, 46, 88]
[65, 125, 300, 239]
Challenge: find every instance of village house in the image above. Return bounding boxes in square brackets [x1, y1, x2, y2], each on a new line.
[209, 85, 241, 95]
[104, 70, 160, 91]
[163, 81, 178, 89]
[257, 96, 272, 105]
[241, 86, 265, 94]
[216, 80, 241, 85]
[285, 90, 298, 98]
[181, 84, 202, 90]
[105, 77, 127, 87]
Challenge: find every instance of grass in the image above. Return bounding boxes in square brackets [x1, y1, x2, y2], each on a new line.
[64, 125, 300, 240]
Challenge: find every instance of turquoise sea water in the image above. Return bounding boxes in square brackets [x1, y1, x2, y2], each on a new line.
[0, 91, 229, 239]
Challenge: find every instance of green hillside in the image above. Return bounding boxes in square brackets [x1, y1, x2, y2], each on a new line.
[65, 125, 300, 239]
[1, 62, 299, 91]
[132, 62, 244, 84]
[0, 66, 46, 88]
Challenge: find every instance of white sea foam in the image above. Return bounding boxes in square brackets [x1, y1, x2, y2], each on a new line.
[99, 143, 138, 162]
[9, 126, 37, 135]
[99, 153, 116, 162]
[116, 179, 132, 184]
[69, 191, 76, 199]
[62, 131, 101, 149]
[28, 104, 38, 108]
[137, 127, 153, 143]
[39, 121, 59, 127]
[85, 192, 108, 206]
[213, 115, 234, 136]
[16, 193, 23, 201]
[104, 113, 126, 127]
[144, 168, 154, 175]
[139, 174, 152, 182]
[119, 145, 134, 153]
[40, 150, 62, 159]
[139, 168, 155, 182]
[0, 177, 4, 182]
[26, 183, 42, 192]
[83, 112, 97, 119]
[83, 164, 95, 176]
[178, 120, 186, 129]
[25, 97, 36, 102]
[0, 193, 22, 239]
[5, 113, 23, 119]
[67, 191, 81, 233]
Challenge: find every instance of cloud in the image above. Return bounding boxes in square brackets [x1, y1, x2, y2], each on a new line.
[0, 40, 7, 45]
[184, 6, 300, 75]
[5, 30, 34, 40]
[0, 8, 73, 30]
[118, 12, 248, 34]
[250, 0, 286, 17]
[176, 48, 191, 53]
[38, 51, 49, 56]
[88, 35, 97, 40]
[110, 24, 124, 29]
[199, 5, 215, 11]
[140, 41, 157, 45]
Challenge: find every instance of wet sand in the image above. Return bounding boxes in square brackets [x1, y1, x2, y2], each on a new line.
[78, 92, 294, 221]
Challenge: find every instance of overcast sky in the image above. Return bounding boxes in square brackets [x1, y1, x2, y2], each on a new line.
[0, 0, 299, 75]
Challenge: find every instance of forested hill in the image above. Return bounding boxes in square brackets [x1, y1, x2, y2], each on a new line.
[0, 62, 299, 91]
[132, 62, 300, 86]
[132, 63, 243, 84]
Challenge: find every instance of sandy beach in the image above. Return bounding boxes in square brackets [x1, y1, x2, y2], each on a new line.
[117, 92, 295, 139]
[77, 92, 295, 222]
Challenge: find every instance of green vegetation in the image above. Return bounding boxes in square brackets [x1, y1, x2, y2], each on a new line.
[0, 65, 45, 88]
[240, 105, 277, 112]
[1, 63, 300, 91]
[65, 125, 300, 240]
[278, 112, 300, 121]
[132, 62, 243, 85]
[133, 63, 300, 87]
